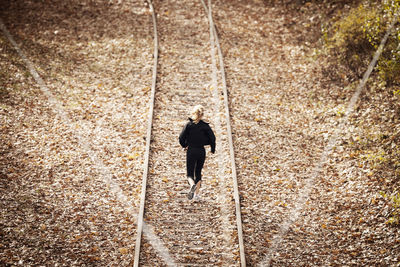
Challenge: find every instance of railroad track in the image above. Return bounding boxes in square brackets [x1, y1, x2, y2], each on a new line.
[134, 0, 245, 265]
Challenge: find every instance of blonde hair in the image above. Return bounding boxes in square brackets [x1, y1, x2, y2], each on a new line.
[191, 105, 204, 124]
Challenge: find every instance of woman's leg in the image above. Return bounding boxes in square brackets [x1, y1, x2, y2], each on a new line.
[186, 148, 196, 185]
[194, 154, 204, 196]
[193, 148, 205, 199]
[186, 148, 198, 199]
[195, 180, 201, 195]
[194, 148, 206, 184]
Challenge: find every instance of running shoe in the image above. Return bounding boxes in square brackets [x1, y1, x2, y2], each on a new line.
[193, 195, 202, 202]
[187, 184, 196, 200]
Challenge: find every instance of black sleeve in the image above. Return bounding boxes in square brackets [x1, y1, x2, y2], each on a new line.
[207, 125, 216, 153]
[179, 123, 189, 148]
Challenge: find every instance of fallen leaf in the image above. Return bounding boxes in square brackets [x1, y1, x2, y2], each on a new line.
[119, 248, 128, 254]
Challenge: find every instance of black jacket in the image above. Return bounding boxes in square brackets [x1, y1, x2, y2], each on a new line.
[179, 119, 216, 153]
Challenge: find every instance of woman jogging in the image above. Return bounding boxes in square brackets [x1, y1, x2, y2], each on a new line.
[179, 105, 216, 200]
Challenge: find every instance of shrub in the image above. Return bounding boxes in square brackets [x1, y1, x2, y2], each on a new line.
[380, 191, 400, 225]
[328, 5, 377, 76]
[325, 0, 400, 85]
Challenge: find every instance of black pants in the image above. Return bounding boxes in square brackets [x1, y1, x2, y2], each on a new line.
[186, 147, 206, 184]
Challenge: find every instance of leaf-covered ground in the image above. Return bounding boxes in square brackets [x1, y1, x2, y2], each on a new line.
[1, 0, 399, 266]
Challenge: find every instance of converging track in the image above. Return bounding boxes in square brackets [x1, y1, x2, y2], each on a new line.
[134, 0, 245, 265]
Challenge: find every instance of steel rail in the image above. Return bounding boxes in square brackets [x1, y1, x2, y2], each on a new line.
[200, 0, 246, 265]
[134, 0, 160, 266]
[134, 0, 246, 265]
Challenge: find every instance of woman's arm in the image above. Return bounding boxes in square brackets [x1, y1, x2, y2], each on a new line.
[207, 126, 216, 153]
[179, 123, 189, 148]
